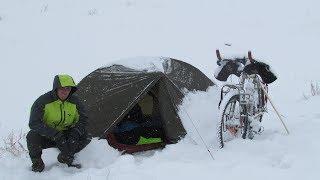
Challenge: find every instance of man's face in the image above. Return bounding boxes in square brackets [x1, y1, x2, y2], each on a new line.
[57, 87, 72, 101]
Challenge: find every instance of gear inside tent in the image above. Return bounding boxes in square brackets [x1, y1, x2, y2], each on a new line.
[75, 57, 215, 153]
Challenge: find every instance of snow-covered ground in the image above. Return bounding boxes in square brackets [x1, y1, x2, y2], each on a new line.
[1, 0, 320, 179]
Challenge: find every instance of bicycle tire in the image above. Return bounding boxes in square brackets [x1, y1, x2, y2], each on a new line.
[218, 95, 249, 148]
[252, 86, 265, 123]
[257, 88, 264, 122]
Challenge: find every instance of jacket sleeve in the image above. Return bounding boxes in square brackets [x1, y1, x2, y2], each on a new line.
[29, 96, 59, 138]
[73, 96, 88, 136]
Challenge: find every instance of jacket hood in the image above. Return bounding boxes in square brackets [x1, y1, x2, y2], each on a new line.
[52, 74, 77, 96]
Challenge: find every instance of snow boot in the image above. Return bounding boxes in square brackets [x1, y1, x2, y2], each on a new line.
[57, 153, 81, 169]
[31, 158, 45, 172]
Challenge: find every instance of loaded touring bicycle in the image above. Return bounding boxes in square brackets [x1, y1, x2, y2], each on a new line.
[215, 50, 277, 148]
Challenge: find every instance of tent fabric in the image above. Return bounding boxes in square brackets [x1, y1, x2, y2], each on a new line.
[75, 58, 215, 144]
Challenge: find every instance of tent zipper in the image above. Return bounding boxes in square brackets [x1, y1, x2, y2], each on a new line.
[55, 103, 63, 128]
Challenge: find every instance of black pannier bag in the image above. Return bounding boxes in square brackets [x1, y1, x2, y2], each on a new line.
[214, 60, 242, 81]
[215, 59, 277, 84]
[243, 60, 277, 84]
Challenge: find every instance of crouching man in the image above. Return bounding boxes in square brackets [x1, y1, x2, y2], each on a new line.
[27, 74, 91, 172]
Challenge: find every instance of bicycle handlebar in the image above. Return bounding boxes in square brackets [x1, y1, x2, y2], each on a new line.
[216, 49, 254, 66]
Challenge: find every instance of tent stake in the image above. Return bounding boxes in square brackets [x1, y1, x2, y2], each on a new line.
[259, 81, 290, 135]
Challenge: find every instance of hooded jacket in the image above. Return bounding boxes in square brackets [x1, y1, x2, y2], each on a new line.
[29, 75, 87, 138]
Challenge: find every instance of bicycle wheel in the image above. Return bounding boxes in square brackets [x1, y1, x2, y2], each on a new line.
[247, 87, 265, 136]
[218, 95, 248, 148]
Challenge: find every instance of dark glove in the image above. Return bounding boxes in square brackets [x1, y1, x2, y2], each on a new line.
[53, 132, 66, 142]
[68, 128, 81, 143]
[65, 128, 82, 155]
[53, 132, 69, 154]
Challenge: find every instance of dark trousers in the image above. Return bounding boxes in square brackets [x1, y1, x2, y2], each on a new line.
[26, 130, 91, 159]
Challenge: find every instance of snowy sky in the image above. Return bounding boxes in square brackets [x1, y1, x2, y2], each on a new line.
[0, 0, 320, 179]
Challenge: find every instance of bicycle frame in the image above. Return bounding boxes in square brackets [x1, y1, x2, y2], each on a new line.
[219, 72, 267, 138]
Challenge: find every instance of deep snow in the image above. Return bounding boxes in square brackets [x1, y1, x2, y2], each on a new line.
[0, 0, 319, 179]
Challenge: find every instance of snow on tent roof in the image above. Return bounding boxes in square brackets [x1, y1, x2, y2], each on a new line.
[102, 56, 170, 73]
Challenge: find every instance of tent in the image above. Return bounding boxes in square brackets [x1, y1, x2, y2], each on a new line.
[76, 57, 214, 153]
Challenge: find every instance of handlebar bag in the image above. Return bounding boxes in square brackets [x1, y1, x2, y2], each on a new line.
[243, 61, 277, 84]
[214, 60, 241, 81]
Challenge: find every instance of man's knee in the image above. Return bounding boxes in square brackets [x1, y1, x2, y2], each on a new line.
[27, 131, 55, 149]
[26, 130, 42, 144]
[26, 131, 44, 158]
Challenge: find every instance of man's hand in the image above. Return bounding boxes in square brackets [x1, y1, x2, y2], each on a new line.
[68, 128, 81, 143]
[53, 132, 65, 142]
[65, 128, 82, 155]
[53, 132, 69, 154]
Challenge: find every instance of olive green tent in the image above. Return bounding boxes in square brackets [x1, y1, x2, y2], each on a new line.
[76, 57, 214, 146]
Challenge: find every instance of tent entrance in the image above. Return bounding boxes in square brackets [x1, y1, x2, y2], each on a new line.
[106, 88, 168, 153]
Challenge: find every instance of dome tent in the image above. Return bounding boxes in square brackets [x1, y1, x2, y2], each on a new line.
[76, 57, 214, 153]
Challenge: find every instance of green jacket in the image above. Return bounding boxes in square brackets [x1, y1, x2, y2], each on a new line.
[29, 75, 87, 138]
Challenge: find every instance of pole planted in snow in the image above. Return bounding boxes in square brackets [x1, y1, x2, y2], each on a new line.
[248, 50, 289, 135]
[259, 81, 290, 135]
